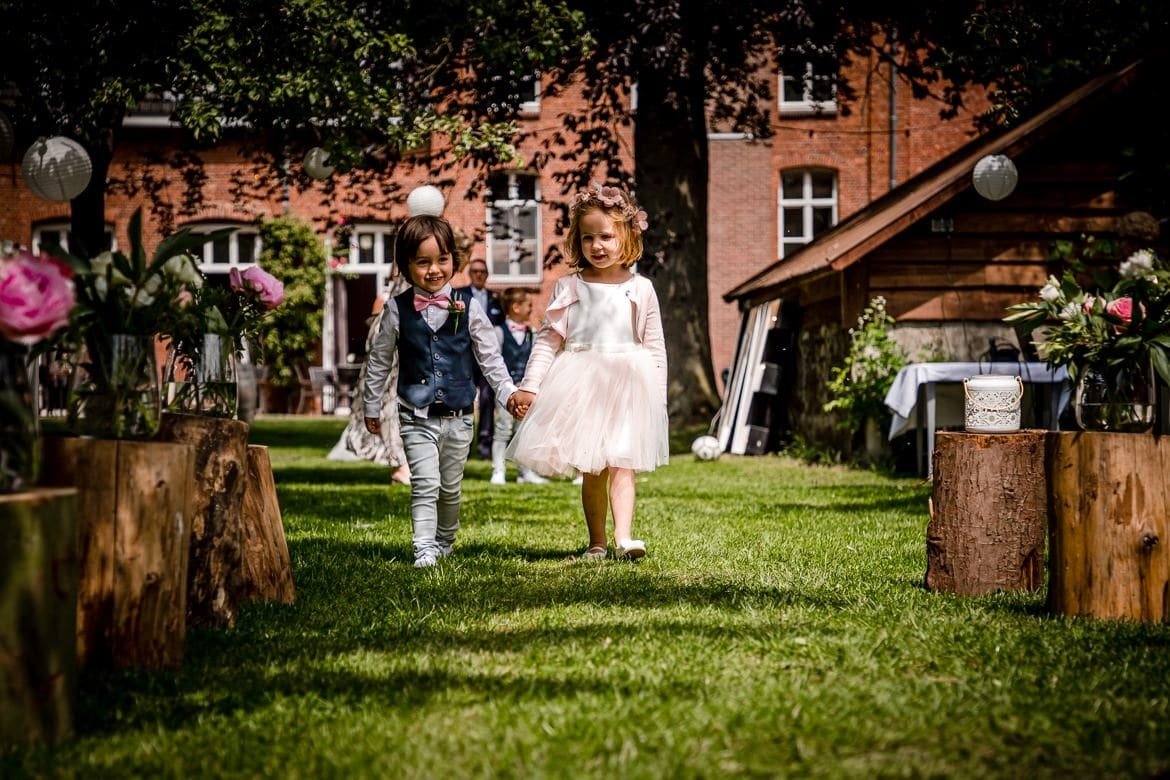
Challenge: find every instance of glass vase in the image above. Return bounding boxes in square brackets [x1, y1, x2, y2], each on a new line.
[1074, 360, 1155, 433]
[0, 343, 40, 492]
[163, 334, 238, 419]
[67, 333, 161, 440]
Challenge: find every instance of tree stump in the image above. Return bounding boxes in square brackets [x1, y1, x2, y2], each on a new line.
[239, 445, 296, 603]
[1048, 432, 1170, 622]
[157, 413, 250, 629]
[40, 438, 193, 670]
[926, 430, 1048, 595]
[0, 488, 79, 746]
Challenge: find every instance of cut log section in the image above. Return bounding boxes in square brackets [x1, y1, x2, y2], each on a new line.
[927, 430, 1048, 595]
[239, 444, 295, 604]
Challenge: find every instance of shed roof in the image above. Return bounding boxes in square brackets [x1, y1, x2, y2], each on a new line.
[722, 61, 1142, 306]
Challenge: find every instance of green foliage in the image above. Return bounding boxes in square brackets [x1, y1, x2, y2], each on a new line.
[823, 296, 907, 431]
[256, 216, 326, 390]
[5, 417, 1169, 777]
[1005, 239, 1170, 387]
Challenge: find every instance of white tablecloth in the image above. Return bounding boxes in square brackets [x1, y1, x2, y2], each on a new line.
[884, 361, 1070, 440]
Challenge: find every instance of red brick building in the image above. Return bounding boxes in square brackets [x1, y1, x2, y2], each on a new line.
[0, 55, 986, 408]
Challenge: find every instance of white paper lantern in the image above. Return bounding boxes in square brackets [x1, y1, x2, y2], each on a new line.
[0, 112, 13, 159]
[972, 154, 1019, 201]
[303, 146, 335, 180]
[21, 136, 93, 201]
[691, 435, 722, 461]
[406, 184, 445, 217]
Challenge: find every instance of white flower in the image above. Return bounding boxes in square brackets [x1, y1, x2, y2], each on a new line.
[163, 255, 203, 288]
[1119, 249, 1155, 280]
[861, 345, 882, 360]
[1058, 302, 1081, 321]
[1040, 276, 1062, 303]
[93, 276, 109, 301]
[128, 287, 156, 307]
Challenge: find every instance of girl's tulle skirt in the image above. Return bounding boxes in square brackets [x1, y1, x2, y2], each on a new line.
[505, 346, 669, 477]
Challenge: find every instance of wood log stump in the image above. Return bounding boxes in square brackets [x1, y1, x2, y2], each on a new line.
[157, 413, 250, 629]
[40, 438, 193, 670]
[1048, 432, 1170, 622]
[240, 445, 296, 603]
[0, 488, 79, 746]
[927, 430, 1048, 595]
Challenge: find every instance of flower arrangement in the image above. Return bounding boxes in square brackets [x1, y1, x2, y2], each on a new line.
[1004, 242, 1170, 387]
[0, 250, 77, 490]
[823, 296, 907, 432]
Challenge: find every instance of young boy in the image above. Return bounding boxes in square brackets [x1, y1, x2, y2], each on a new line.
[363, 215, 519, 568]
[491, 287, 548, 485]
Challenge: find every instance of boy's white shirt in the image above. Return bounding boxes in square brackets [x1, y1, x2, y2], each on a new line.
[497, 317, 529, 346]
[362, 284, 517, 418]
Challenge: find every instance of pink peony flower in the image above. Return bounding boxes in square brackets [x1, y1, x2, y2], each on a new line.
[0, 251, 76, 345]
[240, 266, 284, 309]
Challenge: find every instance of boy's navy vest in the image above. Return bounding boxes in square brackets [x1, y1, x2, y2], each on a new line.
[500, 325, 533, 385]
[396, 287, 476, 410]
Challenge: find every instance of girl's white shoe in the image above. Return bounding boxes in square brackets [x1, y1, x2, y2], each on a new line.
[615, 539, 646, 560]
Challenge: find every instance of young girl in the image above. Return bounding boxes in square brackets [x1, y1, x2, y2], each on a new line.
[364, 215, 520, 568]
[506, 183, 669, 560]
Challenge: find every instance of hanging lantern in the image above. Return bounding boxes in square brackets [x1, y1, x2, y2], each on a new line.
[0, 112, 14, 159]
[406, 184, 445, 217]
[972, 154, 1019, 201]
[21, 136, 93, 201]
[302, 146, 335, 180]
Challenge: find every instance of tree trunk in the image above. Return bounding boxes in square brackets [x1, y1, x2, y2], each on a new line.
[634, 63, 720, 426]
[40, 437, 193, 670]
[1048, 432, 1170, 622]
[0, 488, 79, 747]
[239, 445, 296, 604]
[70, 143, 112, 258]
[927, 431, 1048, 595]
[157, 413, 250, 629]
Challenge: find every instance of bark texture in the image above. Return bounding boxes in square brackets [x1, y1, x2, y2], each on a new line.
[927, 431, 1048, 595]
[157, 413, 250, 628]
[239, 445, 296, 604]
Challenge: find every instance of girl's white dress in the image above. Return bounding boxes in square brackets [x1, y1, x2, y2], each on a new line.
[506, 276, 670, 477]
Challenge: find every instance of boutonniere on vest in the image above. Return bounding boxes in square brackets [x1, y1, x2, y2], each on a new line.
[448, 298, 466, 330]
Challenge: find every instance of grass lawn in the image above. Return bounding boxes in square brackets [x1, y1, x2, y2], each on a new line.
[5, 416, 1169, 778]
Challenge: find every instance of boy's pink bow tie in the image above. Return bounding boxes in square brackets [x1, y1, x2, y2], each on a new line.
[413, 292, 450, 311]
[508, 322, 526, 333]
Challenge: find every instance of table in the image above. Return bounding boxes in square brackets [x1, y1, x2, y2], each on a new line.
[883, 361, 1070, 477]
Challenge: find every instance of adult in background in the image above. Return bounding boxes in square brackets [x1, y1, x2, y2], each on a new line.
[458, 258, 504, 458]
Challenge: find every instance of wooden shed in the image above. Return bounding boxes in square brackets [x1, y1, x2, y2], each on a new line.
[717, 61, 1166, 456]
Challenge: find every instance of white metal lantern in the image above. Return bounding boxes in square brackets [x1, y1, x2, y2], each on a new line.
[406, 184, 445, 217]
[972, 154, 1019, 201]
[0, 112, 13, 159]
[21, 136, 93, 201]
[303, 146, 335, 180]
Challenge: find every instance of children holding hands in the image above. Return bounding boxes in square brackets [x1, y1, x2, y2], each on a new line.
[363, 214, 521, 568]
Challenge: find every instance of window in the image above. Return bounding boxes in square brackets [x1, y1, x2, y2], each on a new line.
[340, 223, 396, 271]
[32, 221, 116, 254]
[490, 71, 541, 117]
[779, 51, 837, 116]
[486, 172, 541, 283]
[778, 169, 837, 258]
[184, 222, 261, 271]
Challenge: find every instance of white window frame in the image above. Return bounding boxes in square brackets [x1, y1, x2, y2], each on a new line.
[778, 58, 838, 117]
[184, 222, 262, 272]
[31, 221, 117, 255]
[778, 168, 838, 259]
[334, 222, 396, 276]
[485, 173, 542, 284]
[518, 71, 541, 117]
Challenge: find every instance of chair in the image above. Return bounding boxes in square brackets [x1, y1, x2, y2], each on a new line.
[297, 365, 338, 414]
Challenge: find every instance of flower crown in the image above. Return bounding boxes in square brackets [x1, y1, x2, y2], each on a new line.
[569, 182, 649, 232]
